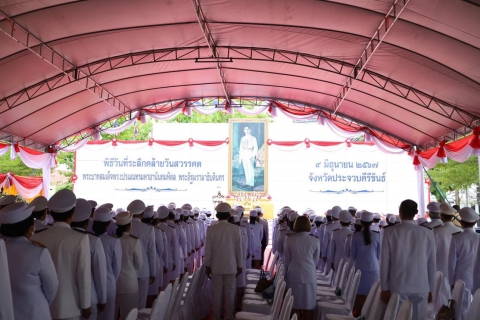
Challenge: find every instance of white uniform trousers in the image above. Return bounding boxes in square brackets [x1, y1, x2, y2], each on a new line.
[438, 277, 451, 311]
[137, 277, 149, 309]
[212, 274, 236, 320]
[81, 304, 96, 320]
[116, 292, 138, 320]
[187, 255, 194, 274]
[195, 250, 202, 270]
[97, 290, 115, 320]
[398, 293, 428, 320]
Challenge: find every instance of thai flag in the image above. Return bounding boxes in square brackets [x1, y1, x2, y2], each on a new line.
[133, 119, 138, 140]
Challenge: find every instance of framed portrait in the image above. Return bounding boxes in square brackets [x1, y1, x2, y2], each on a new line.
[229, 119, 268, 194]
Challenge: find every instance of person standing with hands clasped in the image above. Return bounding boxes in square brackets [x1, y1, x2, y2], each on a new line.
[204, 203, 244, 320]
[380, 199, 436, 320]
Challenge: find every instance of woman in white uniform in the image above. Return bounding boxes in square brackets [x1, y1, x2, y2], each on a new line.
[0, 202, 58, 320]
[115, 211, 143, 320]
[350, 211, 381, 312]
[283, 215, 320, 320]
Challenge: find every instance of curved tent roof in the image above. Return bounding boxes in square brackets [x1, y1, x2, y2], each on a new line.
[1, 0, 480, 152]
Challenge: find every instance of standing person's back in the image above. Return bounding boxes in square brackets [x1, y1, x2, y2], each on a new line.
[204, 203, 243, 320]
[329, 210, 354, 271]
[380, 199, 436, 320]
[32, 189, 92, 320]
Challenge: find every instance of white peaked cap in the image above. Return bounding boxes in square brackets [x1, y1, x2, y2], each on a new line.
[339, 210, 352, 223]
[388, 216, 396, 224]
[183, 209, 190, 216]
[314, 216, 323, 222]
[361, 211, 374, 222]
[332, 206, 342, 216]
[73, 198, 92, 222]
[386, 213, 394, 219]
[439, 202, 456, 216]
[233, 215, 240, 222]
[323, 217, 327, 223]
[241, 216, 248, 222]
[304, 208, 312, 214]
[348, 206, 357, 211]
[332, 209, 341, 219]
[235, 206, 245, 213]
[427, 202, 440, 212]
[418, 217, 428, 225]
[189, 210, 195, 217]
[87, 200, 97, 209]
[93, 206, 112, 222]
[207, 210, 212, 215]
[459, 207, 479, 223]
[99, 203, 114, 210]
[143, 206, 154, 219]
[395, 216, 401, 222]
[288, 211, 299, 222]
[249, 210, 258, 217]
[116, 212, 133, 225]
[309, 214, 316, 220]
[355, 211, 362, 218]
[174, 211, 181, 220]
[28, 196, 48, 212]
[192, 207, 200, 214]
[230, 209, 236, 216]
[157, 206, 169, 219]
[167, 202, 176, 210]
[278, 212, 285, 220]
[215, 202, 231, 213]
[175, 208, 184, 216]
[255, 206, 263, 213]
[48, 189, 76, 213]
[373, 213, 382, 219]
[153, 210, 158, 219]
[200, 208, 208, 214]
[379, 220, 387, 227]
[127, 199, 145, 215]
[0, 202, 33, 224]
[199, 212, 206, 219]
[0, 195, 16, 207]
[182, 203, 192, 211]
[326, 209, 332, 217]
[355, 218, 362, 225]
[116, 208, 124, 214]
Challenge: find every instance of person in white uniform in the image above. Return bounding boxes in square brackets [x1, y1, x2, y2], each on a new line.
[371, 213, 382, 232]
[329, 210, 354, 271]
[425, 202, 443, 229]
[72, 199, 108, 320]
[115, 212, 143, 320]
[193, 207, 205, 270]
[276, 210, 296, 259]
[239, 126, 258, 189]
[32, 189, 92, 320]
[433, 202, 462, 309]
[0, 202, 58, 320]
[92, 206, 122, 320]
[29, 196, 52, 233]
[380, 199, 436, 320]
[174, 209, 188, 278]
[179, 208, 193, 274]
[153, 209, 167, 294]
[322, 206, 341, 273]
[448, 207, 480, 320]
[249, 209, 264, 269]
[204, 203, 244, 320]
[474, 232, 480, 295]
[283, 216, 320, 320]
[168, 207, 187, 280]
[256, 206, 269, 265]
[127, 200, 156, 309]
[187, 208, 201, 271]
[350, 211, 381, 312]
[230, 213, 249, 309]
[237, 206, 254, 268]
[0, 235, 14, 320]
[158, 206, 179, 286]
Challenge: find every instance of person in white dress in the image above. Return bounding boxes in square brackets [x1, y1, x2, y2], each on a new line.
[0, 202, 58, 320]
[448, 207, 480, 320]
[204, 203, 243, 320]
[380, 199, 436, 320]
[283, 215, 320, 320]
[32, 189, 92, 320]
[115, 212, 143, 320]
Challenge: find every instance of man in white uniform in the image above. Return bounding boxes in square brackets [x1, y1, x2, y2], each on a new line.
[322, 206, 341, 273]
[425, 202, 443, 229]
[276, 210, 296, 258]
[204, 203, 243, 320]
[380, 199, 436, 320]
[433, 202, 462, 309]
[448, 207, 479, 320]
[127, 200, 156, 309]
[32, 189, 92, 320]
[238, 126, 258, 190]
[249, 209, 264, 268]
[158, 205, 179, 286]
[256, 206, 269, 266]
[29, 196, 51, 233]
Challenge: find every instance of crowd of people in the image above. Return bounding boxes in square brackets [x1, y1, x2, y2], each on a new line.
[0, 190, 480, 320]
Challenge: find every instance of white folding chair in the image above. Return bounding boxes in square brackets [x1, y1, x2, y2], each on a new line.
[244, 265, 284, 300]
[125, 308, 138, 320]
[318, 259, 344, 287]
[324, 280, 380, 320]
[451, 279, 465, 320]
[236, 280, 286, 320]
[366, 283, 384, 320]
[466, 288, 480, 320]
[137, 283, 172, 320]
[396, 300, 412, 320]
[247, 251, 278, 275]
[291, 314, 298, 320]
[279, 288, 294, 320]
[382, 293, 400, 320]
[181, 267, 203, 320]
[165, 277, 179, 317]
[317, 265, 354, 302]
[426, 271, 443, 319]
[242, 276, 285, 314]
[317, 270, 361, 320]
[165, 274, 188, 320]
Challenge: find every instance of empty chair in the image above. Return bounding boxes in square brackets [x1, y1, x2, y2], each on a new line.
[236, 280, 286, 320]
[324, 280, 380, 320]
[466, 288, 480, 320]
[426, 271, 443, 320]
[382, 293, 400, 320]
[181, 267, 203, 320]
[244, 265, 284, 300]
[317, 265, 354, 302]
[242, 276, 285, 314]
[451, 279, 465, 320]
[278, 288, 294, 320]
[125, 308, 138, 320]
[168, 272, 189, 320]
[396, 300, 413, 320]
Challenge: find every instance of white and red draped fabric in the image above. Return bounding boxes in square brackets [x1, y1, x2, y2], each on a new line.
[0, 173, 43, 200]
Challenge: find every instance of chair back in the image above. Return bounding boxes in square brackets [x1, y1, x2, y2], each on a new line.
[265, 249, 273, 271]
[333, 259, 345, 287]
[361, 279, 380, 319]
[165, 275, 184, 319]
[290, 313, 298, 320]
[396, 300, 413, 320]
[125, 308, 138, 320]
[271, 280, 286, 319]
[342, 265, 356, 296]
[466, 288, 480, 320]
[451, 279, 465, 320]
[430, 271, 443, 312]
[383, 292, 400, 320]
[345, 270, 361, 311]
[169, 271, 190, 319]
[337, 262, 350, 292]
[157, 283, 172, 320]
[149, 291, 166, 320]
[367, 283, 384, 320]
[184, 266, 202, 304]
[279, 288, 294, 320]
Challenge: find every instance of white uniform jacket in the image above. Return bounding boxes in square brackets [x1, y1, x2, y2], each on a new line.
[351, 231, 381, 271]
[328, 226, 353, 270]
[99, 233, 122, 292]
[168, 220, 187, 260]
[260, 218, 269, 246]
[116, 233, 143, 294]
[433, 222, 462, 281]
[152, 226, 166, 271]
[448, 228, 479, 289]
[380, 221, 436, 294]
[473, 237, 480, 293]
[204, 220, 244, 274]
[32, 222, 91, 319]
[159, 222, 179, 267]
[322, 221, 340, 259]
[425, 219, 443, 229]
[5, 237, 58, 320]
[179, 221, 193, 257]
[283, 232, 320, 283]
[130, 218, 156, 278]
[250, 222, 264, 249]
[240, 220, 253, 257]
[276, 224, 293, 257]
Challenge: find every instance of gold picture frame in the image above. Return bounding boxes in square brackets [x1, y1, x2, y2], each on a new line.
[229, 119, 268, 194]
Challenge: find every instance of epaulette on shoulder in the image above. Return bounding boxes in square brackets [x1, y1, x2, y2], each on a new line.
[309, 234, 318, 238]
[168, 225, 175, 229]
[129, 234, 139, 239]
[332, 228, 340, 232]
[30, 239, 47, 248]
[87, 232, 99, 237]
[34, 228, 48, 234]
[326, 222, 332, 225]
[73, 228, 87, 234]
[383, 225, 393, 229]
[433, 224, 442, 229]
[420, 225, 432, 230]
[286, 233, 295, 236]
[47, 223, 54, 226]
[372, 230, 380, 233]
[346, 233, 353, 237]
[109, 234, 118, 238]
[452, 231, 462, 236]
